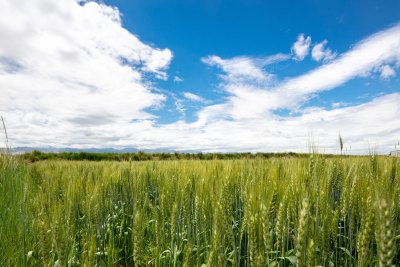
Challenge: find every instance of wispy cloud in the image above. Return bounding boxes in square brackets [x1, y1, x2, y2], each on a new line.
[183, 92, 205, 102]
[380, 65, 396, 79]
[202, 55, 270, 83]
[190, 23, 400, 152]
[201, 53, 290, 84]
[174, 99, 186, 115]
[174, 76, 184, 82]
[267, 23, 400, 111]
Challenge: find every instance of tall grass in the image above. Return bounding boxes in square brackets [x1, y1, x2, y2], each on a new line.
[0, 151, 399, 266]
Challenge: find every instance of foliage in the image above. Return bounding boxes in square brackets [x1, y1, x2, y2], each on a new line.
[20, 150, 339, 162]
[1, 151, 399, 266]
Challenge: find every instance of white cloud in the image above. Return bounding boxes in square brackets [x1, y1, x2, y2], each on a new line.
[331, 102, 349, 108]
[132, 93, 399, 154]
[380, 65, 396, 79]
[272, 24, 400, 110]
[202, 53, 290, 83]
[311, 40, 337, 62]
[1, 1, 399, 154]
[202, 55, 268, 83]
[0, 0, 172, 147]
[183, 92, 205, 102]
[174, 76, 184, 82]
[174, 99, 186, 115]
[189, 23, 400, 153]
[292, 34, 311, 60]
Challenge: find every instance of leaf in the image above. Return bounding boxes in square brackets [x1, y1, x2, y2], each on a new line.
[338, 247, 354, 260]
[337, 234, 350, 239]
[286, 256, 297, 265]
[266, 250, 281, 254]
[286, 249, 294, 255]
[277, 255, 296, 265]
[160, 250, 170, 257]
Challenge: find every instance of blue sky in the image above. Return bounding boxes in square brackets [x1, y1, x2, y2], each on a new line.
[0, 0, 400, 153]
[105, 0, 400, 124]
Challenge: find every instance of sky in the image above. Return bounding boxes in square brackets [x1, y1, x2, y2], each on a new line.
[0, 0, 400, 154]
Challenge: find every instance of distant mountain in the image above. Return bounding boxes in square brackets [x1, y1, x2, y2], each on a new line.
[11, 147, 199, 154]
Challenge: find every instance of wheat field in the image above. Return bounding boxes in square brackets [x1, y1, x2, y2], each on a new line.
[0, 151, 399, 266]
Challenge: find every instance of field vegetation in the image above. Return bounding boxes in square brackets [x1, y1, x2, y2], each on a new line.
[1, 148, 399, 266]
[20, 150, 309, 162]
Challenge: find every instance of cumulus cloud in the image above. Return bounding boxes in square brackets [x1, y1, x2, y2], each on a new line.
[0, 0, 172, 147]
[312, 40, 337, 62]
[292, 34, 312, 60]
